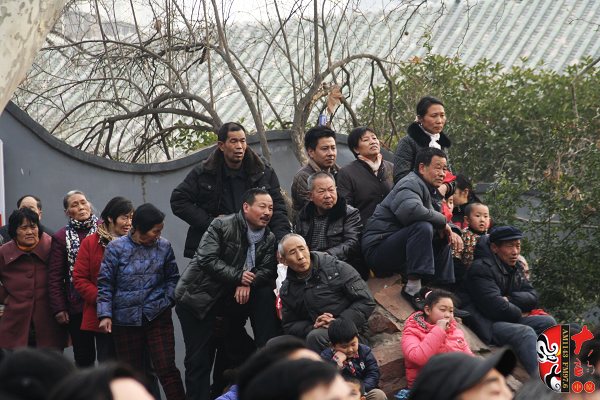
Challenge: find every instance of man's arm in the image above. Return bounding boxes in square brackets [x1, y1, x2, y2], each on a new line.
[338, 262, 376, 328]
[196, 220, 244, 284]
[326, 206, 362, 262]
[509, 273, 538, 312]
[390, 186, 447, 229]
[281, 286, 313, 338]
[170, 166, 213, 231]
[252, 235, 278, 287]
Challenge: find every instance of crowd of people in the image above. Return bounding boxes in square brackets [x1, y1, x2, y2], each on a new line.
[0, 96, 584, 400]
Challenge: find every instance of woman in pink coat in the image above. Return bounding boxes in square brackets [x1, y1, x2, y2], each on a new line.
[401, 288, 473, 388]
[0, 208, 67, 349]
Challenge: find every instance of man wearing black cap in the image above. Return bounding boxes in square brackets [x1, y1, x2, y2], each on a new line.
[462, 226, 556, 376]
[409, 347, 516, 400]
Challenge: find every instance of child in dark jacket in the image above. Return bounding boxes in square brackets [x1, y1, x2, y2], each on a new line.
[321, 319, 387, 400]
[452, 202, 490, 283]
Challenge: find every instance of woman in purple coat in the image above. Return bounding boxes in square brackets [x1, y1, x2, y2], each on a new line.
[0, 208, 67, 349]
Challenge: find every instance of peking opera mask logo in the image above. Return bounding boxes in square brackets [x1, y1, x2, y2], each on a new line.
[538, 325, 598, 393]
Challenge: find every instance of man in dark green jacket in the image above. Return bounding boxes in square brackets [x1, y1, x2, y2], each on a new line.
[174, 188, 282, 400]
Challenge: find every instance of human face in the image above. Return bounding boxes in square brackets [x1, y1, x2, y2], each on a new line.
[346, 381, 364, 400]
[66, 193, 92, 221]
[491, 239, 521, 267]
[301, 375, 352, 400]
[445, 196, 454, 211]
[15, 219, 40, 247]
[518, 255, 530, 280]
[108, 212, 133, 237]
[243, 194, 273, 230]
[281, 236, 311, 274]
[333, 336, 359, 359]
[19, 196, 42, 218]
[454, 187, 470, 206]
[457, 368, 512, 400]
[134, 222, 164, 246]
[110, 378, 155, 400]
[354, 131, 380, 160]
[419, 104, 446, 134]
[418, 155, 447, 188]
[218, 129, 247, 169]
[309, 176, 337, 214]
[288, 348, 322, 361]
[307, 137, 337, 169]
[424, 297, 454, 324]
[465, 204, 490, 234]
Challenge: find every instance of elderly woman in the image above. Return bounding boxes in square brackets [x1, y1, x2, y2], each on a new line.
[97, 203, 185, 400]
[48, 190, 100, 367]
[0, 208, 67, 349]
[72, 196, 133, 363]
[393, 96, 452, 185]
[337, 126, 394, 223]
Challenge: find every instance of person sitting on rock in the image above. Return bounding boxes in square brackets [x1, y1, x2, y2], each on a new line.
[294, 171, 365, 278]
[320, 319, 387, 400]
[462, 225, 556, 376]
[278, 233, 375, 353]
[452, 202, 490, 284]
[401, 288, 473, 389]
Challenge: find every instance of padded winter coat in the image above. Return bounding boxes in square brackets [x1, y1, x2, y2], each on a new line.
[321, 343, 381, 392]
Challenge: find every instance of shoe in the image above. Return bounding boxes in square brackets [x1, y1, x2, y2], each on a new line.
[401, 287, 425, 311]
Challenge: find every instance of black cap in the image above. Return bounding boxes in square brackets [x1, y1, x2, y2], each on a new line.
[409, 348, 517, 400]
[489, 226, 523, 244]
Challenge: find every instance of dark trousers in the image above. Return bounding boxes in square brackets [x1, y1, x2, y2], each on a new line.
[112, 308, 185, 400]
[176, 285, 282, 400]
[366, 221, 455, 284]
[68, 313, 117, 366]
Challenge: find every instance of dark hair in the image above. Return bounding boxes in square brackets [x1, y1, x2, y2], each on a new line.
[307, 171, 335, 192]
[455, 174, 482, 203]
[63, 190, 87, 210]
[344, 376, 365, 396]
[237, 336, 310, 398]
[414, 147, 447, 169]
[347, 127, 375, 158]
[328, 318, 358, 345]
[242, 188, 270, 206]
[218, 122, 247, 142]
[101, 197, 133, 226]
[420, 287, 458, 310]
[464, 202, 488, 218]
[131, 203, 165, 234]
[8, 208, 42, 240]
[416, 96, 444, 118]
[16, 195, 42, 211]
[304, 126, 336, 151]
[241, 359, 339, 400]
[48, 363, 147, 400]
[0, 348, 75, 400]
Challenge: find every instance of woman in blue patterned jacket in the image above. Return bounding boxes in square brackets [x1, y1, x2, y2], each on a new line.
[97, 203, 185, 400]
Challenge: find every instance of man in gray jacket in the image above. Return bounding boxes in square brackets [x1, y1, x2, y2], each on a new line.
[362, 148, 463, 310]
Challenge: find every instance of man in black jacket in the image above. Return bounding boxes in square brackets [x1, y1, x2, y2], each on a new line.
[174, 189, 282, 400]
[294, 171, 365, 277]
[278, 233, 375, 353]
[170, 122, 290, 258]
[463, 226, 556, 376]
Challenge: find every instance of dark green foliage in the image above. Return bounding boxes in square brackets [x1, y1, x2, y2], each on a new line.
[355, 54, 600, 323]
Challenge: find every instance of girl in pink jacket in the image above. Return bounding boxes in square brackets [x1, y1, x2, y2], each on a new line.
[401, 288, 473, 388]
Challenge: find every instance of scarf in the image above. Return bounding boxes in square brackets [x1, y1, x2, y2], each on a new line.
[245, 227, 265, 271]
[96, 223, 116, 248]
[419, 124, 441, 149]
[66, 214, 98, 283]
[358, 154, 382, 175]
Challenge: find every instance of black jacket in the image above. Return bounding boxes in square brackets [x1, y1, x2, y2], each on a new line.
[393, 122, 451, 183]
[294, 198, 363, 269]
[280, 252, 375, 338]
[462, 249, 538, 343]
[174, 211, 277, 320]
[170, 148, 290, 258]
[337, 159, 394, 223]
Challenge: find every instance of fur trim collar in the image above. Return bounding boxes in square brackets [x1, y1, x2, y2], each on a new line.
[298, 196, 348, 222]
[407, 122, 451, 149]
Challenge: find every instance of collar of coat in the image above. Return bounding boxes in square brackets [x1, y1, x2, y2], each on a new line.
[287, 251, 330, 282]
[306, 158, 340, 175]
[407, 122, 451, 149]
[298, 196, 347, 222]
[235, 209, 272, 238]
[1, 233, 52, 265]
[202, 146, 267, 177]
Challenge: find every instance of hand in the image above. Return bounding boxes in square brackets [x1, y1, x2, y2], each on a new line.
[450, 232, 464, 254]
[438, 184, 448, 197]
[502, 296, 509, 302]
[99, 318, 112, 333]
[55, 311, 70, 325]
[333, 350, 347, 368]
[436, 318, 451, 331]
[314, 313, 335, 329]
[234, 285, 251, 305]
[241, 271, 256, 286]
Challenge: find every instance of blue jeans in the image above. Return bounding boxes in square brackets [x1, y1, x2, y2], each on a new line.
[491, 315, 557, 375]
[365, 221, 454, 284]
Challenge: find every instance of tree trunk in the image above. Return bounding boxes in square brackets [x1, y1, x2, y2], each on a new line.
[0, 1, 66, 113]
